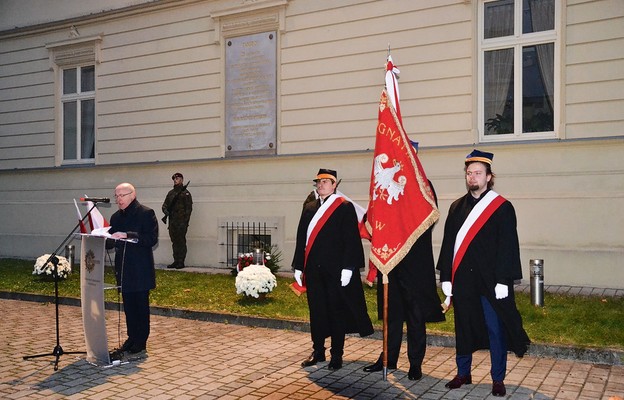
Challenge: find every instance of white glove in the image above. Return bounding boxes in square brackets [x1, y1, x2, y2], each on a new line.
[441, 281, 452, 297]
[294, 270, 302, 286]
[495, 283, 509, 299]
[340, 269, 353, 287]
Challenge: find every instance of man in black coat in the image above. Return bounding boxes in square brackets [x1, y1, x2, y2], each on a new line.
[292, 169, 374, 371]
[437, 150, 530, 397]
[108, 182, 159, 355]
[363, 181, 445, 380]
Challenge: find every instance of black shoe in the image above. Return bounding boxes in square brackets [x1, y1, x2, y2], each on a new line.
[445, 374, 472, 389]
[363, 360, 383, 372]
[301, 352, 325, 367]
[128, 344, 146, 354]
[120, 339, 133, 352]
[174, 263, 185, 269]
[363, 356, 397, 372]
[408, 366, 422, 381]
[109, 348, 124, 360]
[492, 381, 506, 397]
[166, 263, 176, 269]
[327, 358, 342, 370]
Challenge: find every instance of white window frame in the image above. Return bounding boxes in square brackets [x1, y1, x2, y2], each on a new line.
[478, 0, 561, 142]
[60, 65, 96, 164]
[46, 35, 101, 166]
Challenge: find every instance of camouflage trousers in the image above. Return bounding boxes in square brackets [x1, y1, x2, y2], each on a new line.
[168, 222, 189, 264]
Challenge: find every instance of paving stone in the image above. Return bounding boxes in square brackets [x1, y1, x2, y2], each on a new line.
[2, 298, 624, 399]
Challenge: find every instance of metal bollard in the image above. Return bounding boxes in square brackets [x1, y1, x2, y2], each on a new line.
[530, 259, 544, 306]
[65, 244, 75, 267]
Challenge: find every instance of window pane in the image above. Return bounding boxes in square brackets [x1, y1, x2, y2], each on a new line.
[523, 0, 555, 34]
[484, 48, 514, 135]
[63, 101, 77, 160]
[484, 0, 514, 39]
[81, 65, 95, 92]
[63, 68, 77, 95]
[523, 44, 554, 132]
[237, 233, 271, 255]
[81, 99, 95, 159]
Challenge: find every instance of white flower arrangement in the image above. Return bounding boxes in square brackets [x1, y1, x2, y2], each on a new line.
[235, 264, 277, 298]
[33, 254, 72, 279]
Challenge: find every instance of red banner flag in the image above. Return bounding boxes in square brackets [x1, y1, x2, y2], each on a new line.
[364, 56, 439, 277]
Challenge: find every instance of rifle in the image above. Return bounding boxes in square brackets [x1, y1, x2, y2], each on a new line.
[162, 181, 190, 224]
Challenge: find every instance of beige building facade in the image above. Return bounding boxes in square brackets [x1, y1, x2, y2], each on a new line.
[0, 0, 622, 288]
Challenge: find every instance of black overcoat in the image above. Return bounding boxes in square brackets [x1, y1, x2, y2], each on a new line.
[293, 194, 374, 338]
[437, 190, 530, 357]
[376, 224, 445, 324]
[108, 199, 159, 293]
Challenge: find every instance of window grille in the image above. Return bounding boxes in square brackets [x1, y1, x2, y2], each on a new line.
[219, 221, 277, 268]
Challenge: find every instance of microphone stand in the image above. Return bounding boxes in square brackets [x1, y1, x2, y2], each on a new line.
[23, 202, 104, 370]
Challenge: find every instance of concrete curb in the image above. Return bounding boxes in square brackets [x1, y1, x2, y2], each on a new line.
[2, 291, 621, 366]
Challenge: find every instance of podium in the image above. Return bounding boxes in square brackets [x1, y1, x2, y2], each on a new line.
[80, 234, 111, 366]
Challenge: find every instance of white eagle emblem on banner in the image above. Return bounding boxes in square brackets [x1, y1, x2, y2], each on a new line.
[373, 153, 406, 205]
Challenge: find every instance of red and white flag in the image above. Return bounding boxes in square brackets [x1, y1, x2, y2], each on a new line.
[75, 196, 110, 233]
[86, 201, 110, 231]
[364, 55, 439, 281]
[73, 199, 88, 234]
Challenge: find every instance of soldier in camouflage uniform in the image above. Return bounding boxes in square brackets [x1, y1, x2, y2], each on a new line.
[162, 172, 192, 269]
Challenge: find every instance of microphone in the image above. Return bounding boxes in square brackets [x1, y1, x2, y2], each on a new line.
[80, 197, 110, 203]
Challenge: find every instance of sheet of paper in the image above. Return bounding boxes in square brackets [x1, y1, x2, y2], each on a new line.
[91, 226, 112, 237]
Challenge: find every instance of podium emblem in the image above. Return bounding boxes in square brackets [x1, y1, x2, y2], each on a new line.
[85, 249, 96, 273]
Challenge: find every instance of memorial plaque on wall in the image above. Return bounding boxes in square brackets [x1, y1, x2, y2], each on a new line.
[225, 31, 277, 156]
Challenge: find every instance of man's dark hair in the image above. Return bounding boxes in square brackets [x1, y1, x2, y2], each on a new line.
[465, 161, 495, 189]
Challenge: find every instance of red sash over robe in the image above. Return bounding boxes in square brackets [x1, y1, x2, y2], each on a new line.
[451, 191, 506, 283]
[442, 191, 505, 312]
[290, 196, 346, 295]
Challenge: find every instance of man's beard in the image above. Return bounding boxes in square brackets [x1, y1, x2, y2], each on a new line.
[468, 183, 480, 191]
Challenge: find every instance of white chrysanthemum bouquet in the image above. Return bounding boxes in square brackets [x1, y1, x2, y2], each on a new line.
[235, 264, 277, 298]
[33, 254, 72, 279]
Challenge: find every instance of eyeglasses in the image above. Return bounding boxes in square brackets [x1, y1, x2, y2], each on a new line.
[114, 192, 133, 199]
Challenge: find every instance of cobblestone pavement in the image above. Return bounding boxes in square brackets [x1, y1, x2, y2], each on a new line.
[2, 299, 623, 399]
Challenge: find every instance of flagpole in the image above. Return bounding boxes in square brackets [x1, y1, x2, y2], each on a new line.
[367, 50, 439, 382]
[381, 45, 391, 382]
[382, 273, 389, 380]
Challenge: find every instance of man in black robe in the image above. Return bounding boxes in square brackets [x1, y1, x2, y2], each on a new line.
[292, 168, 374, 371]
[437, 150, 530, 397]
[362, 181, 445, 380]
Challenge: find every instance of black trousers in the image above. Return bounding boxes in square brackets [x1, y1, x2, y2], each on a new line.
[305, 264, 347, 359]
[122, 290, 151, 347]
[378, 268, 427, 368]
